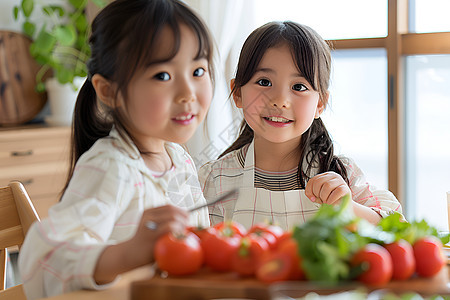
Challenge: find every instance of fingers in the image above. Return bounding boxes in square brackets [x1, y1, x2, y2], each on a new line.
[141, 205, 189, 237]
[144, 205, 189, 226]
[305, 172, 351, 205]
[128, 205, 190, 266]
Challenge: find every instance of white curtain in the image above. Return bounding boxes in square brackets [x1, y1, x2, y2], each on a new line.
[184, 0, 256, 168]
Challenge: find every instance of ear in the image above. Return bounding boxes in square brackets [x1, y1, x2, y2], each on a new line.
[230, 79, 243, 108]
[91, 74, 118, 108]
[315, 92, 328, 119]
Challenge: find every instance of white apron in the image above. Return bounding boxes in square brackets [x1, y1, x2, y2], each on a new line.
[231, 141, 321, 231]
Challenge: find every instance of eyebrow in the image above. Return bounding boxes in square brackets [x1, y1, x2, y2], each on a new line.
[145, 56, 207, 68]
[255, 68, 303, 78]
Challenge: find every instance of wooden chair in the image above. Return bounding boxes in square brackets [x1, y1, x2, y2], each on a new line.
[0, 181, 40, 299]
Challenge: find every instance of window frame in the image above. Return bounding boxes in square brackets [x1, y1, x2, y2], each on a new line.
[328, 0, 450, 205]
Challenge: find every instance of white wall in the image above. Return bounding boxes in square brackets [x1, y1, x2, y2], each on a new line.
[0, 0, 23, 32]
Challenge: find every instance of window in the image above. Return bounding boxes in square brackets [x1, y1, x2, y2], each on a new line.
[253, 0, 387, 39]
[405, 55, 450, 230]
[189, 0, 450, 229]
[251, 0, 450, 230]
[413, 0, 450, 33]
[324, 49, 388, 190]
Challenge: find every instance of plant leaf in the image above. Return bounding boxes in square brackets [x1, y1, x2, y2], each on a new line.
[23, 21, 36, 37]
[56, 67, 72, 84]
[42, 5, 64, 17]
[54, 25, 77, 46]
[21, 0, 34, 18]
[74, 14, 88, 32]
[68, 0, 86, 9]
[34, 29, 56, 54]
[13, 6, 19, 20]
[376, 213, 450, 245]
[36, 82, 46, 93]
[292, 196, 362, 283]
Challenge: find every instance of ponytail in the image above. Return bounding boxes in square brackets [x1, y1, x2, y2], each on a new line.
[72, 79, 111, 163]
[219, 120, 253, 158]
[61, 79, 111, 197]
[298, 118, 348, 189]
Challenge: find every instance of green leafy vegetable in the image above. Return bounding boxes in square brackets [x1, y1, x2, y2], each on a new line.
[292, 194, 449, 284]
[377, 213, 450, 245]
[293, 194, 367, 282]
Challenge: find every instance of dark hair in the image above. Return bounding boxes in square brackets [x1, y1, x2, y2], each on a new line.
[220, 21, 348, 188]
[63, 0, 214, 195]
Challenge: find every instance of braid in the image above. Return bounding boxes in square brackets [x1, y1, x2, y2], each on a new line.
[219, 121, 253, 158]
[298, 118, 348, 189]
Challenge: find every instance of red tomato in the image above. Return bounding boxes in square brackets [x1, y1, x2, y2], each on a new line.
[248, 223, 283, 249]
[201, 227, 241, 272]
[256, 251, 293, 284]
[277, 238, 304, 280]
[384, 239, 415, 280]
[275, 231, 293, 249]
[214, 221, 247, 237]
[413, 236, 445, 277]
[231, 234, 270, 276]
[187, 225, 208, 240]
[154, 232, 203, 276]
[263, 224, 284, 239]
[351, 243, 393, 285]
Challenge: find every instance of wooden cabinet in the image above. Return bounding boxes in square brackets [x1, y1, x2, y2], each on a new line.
[0, 126, 70, 218]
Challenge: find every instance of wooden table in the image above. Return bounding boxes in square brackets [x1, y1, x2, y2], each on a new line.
[40, 266, 450, 300]
[37, 266, 154, 300]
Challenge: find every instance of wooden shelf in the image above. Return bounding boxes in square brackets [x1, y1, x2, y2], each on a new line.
[0, 126, 71, 218]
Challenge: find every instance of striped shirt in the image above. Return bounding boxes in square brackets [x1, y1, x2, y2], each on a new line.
[199, 144, 403, 227]
[236, 146, 300, 191]
[18, 127, 209, 299]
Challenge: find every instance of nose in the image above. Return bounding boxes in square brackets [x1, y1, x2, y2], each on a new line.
[268, 88, 290, 109]
[176, 79, 195, 104]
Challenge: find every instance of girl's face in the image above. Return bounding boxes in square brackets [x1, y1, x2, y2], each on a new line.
[122, 24, 213, 149]
[234, 43, 325, 145]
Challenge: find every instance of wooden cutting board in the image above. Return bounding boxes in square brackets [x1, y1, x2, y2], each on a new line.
[130, 266, 450, 300]
[131, 267, 271, 300]
[0, 31, 47, 126]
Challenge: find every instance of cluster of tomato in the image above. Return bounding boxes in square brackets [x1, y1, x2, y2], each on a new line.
[352, 236, 446, 285]
[154, 221, 447, 285]
[154, 221, 303, 283]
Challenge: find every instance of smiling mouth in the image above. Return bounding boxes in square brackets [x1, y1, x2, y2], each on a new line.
[174, 114, 194, 121]
[263, 116, 293, 123]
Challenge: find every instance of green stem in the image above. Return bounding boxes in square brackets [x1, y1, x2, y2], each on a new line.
[69, 0, 88, 24]
[54, 45, 89, 61]
[36, 64, 50, 84]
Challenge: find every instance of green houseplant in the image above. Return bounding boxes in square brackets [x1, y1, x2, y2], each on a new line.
[13, 0, 106, 92]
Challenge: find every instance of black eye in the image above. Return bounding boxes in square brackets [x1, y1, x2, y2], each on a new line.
[193, 68, 205, 77]
[292, 83, 307, 91]
[257, 79, 271, 87]
[154, 72, 170, 81]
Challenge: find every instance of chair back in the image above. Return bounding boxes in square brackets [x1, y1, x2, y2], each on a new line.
[0, 181, 40, 296]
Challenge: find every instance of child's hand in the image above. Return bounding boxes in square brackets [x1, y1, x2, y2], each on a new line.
[140, 205, 189, 236]
[305, 171, 351, 205]
[94, 205, 189, 284]
[131, 205, 189, 264]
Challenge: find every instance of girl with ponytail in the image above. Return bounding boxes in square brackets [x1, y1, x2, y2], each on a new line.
[19, 0, 214, 298]
[199, 21, 403, 230]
